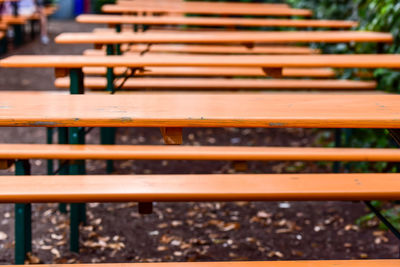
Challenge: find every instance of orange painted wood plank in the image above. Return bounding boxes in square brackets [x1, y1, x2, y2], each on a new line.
[1, 173, 400, 203]
[84, 45, 320, 55]
[0, 92, 399, 128]
[55, 31, 393, 44]
[2, 144, 400, 162]
[3, 54, 400, 69]
[1, 261, 399, 267]
[77, 14, 357, 28]
[83, 66, 336, 78]
[102, 4, 312, 17]
[54, 77, 376, 90]
[117, 0, 290, 9]
[2, 261, 399, 267]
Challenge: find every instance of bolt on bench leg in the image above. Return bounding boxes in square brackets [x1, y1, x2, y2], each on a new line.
[14, 160, 31, 265]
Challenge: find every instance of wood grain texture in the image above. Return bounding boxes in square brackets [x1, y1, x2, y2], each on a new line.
[77, 14, 357, 28]
[116, 0, 290, 9]
[1, 261, 399, 267]
[3, 54, 400, 69]
[55, 31, 393, 44]
[1, 173, 400, 202]
[0, 92, 399, 128]
[1, 144, 400, 162]
[54, 77, 377, 90]
[84, 45, 320, 55]
[82, 66, 336, 78]
[102, 4, 312, 17]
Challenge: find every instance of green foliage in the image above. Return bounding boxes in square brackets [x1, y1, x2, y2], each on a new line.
[92, 0, 116, 14]
[286, 0, 400, 230]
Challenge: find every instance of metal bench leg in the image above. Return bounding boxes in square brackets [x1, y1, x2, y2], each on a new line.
[14, 160, 31, 265]
[101, 45, 116, 174]
[115, 24, 122, 55]
[0, 35, 7, 55]
[57, 128, 68, 214]
[333, 129, 342, 173]
[69, 69, 86, 253]
[13, 25, 24, 47]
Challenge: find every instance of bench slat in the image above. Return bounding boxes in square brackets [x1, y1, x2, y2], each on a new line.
[1, 173, 400, 202]
[1, 144, 400, 161]
[84, 45, 320, 55]
[55, 77, 376, 90]
[0, 92, 399, 128]
[102, 4, 312, 17]
[2, 261, 399, 267]
[2, 54, 400, 68]
[77, 14, 358, 28]
[83, 66, 336, 78]
[55, 31, 393, 44]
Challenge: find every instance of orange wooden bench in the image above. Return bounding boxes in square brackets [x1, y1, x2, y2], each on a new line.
[84, 44, 321, 55]
[77, 14, 358, 29]
[3, 143, 400, 162]
[55, 31, 393, 45]
[82, 66, 337, 78]
[2, 261, 400, 267]
[2, 54, 399, 94]
[102, 3, 312, 17]
[1, 91, 400, 262]
[117, 0, 291, 9]
[54, 77, 377, 91]
[3, 54, 400, 70]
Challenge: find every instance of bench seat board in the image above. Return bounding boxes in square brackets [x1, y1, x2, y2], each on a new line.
[77, 14, 358, 28]
[82, 66, 336, 78]
[1, 173, 400, 202]
[1, 144, 400, 162]
[102, 4, 312, 17]
[2, 261, 399, 267]
[3, 54, 400, 69]
[0, 92, 399, 128]
[84, 45, 320, 55]
[55, 31, 393, 44]
[1, 261, 400, 267]
[116, 1, 290, 9]
[55, 77, 376, 90]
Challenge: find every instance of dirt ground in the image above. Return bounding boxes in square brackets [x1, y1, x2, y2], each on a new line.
[0, 20, 398, 264]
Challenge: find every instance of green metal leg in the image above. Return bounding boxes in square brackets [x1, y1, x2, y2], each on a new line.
[30, 20, 36, 40]
[58, 128, 68, 214]
[13, 24, 24, 47]
[101, 127, 116, 174]
[14, 160, 31, 265]
[68, 68, 86, 253]
[0, 35, 7, 55]
[47, 128, 54, 175]
[69, 127, 86, 253]
[333, 129, 342, 173]
[115, 24, 122, 55]
[102, 45, 116, 173]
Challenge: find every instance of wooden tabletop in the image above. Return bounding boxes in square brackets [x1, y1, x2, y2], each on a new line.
[102, 4, 312, 17]
[2, 54, 400, 69]
[55, 31, 393, 44]
[77, 14, 358, 29]
[0, 92, 399, 128]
